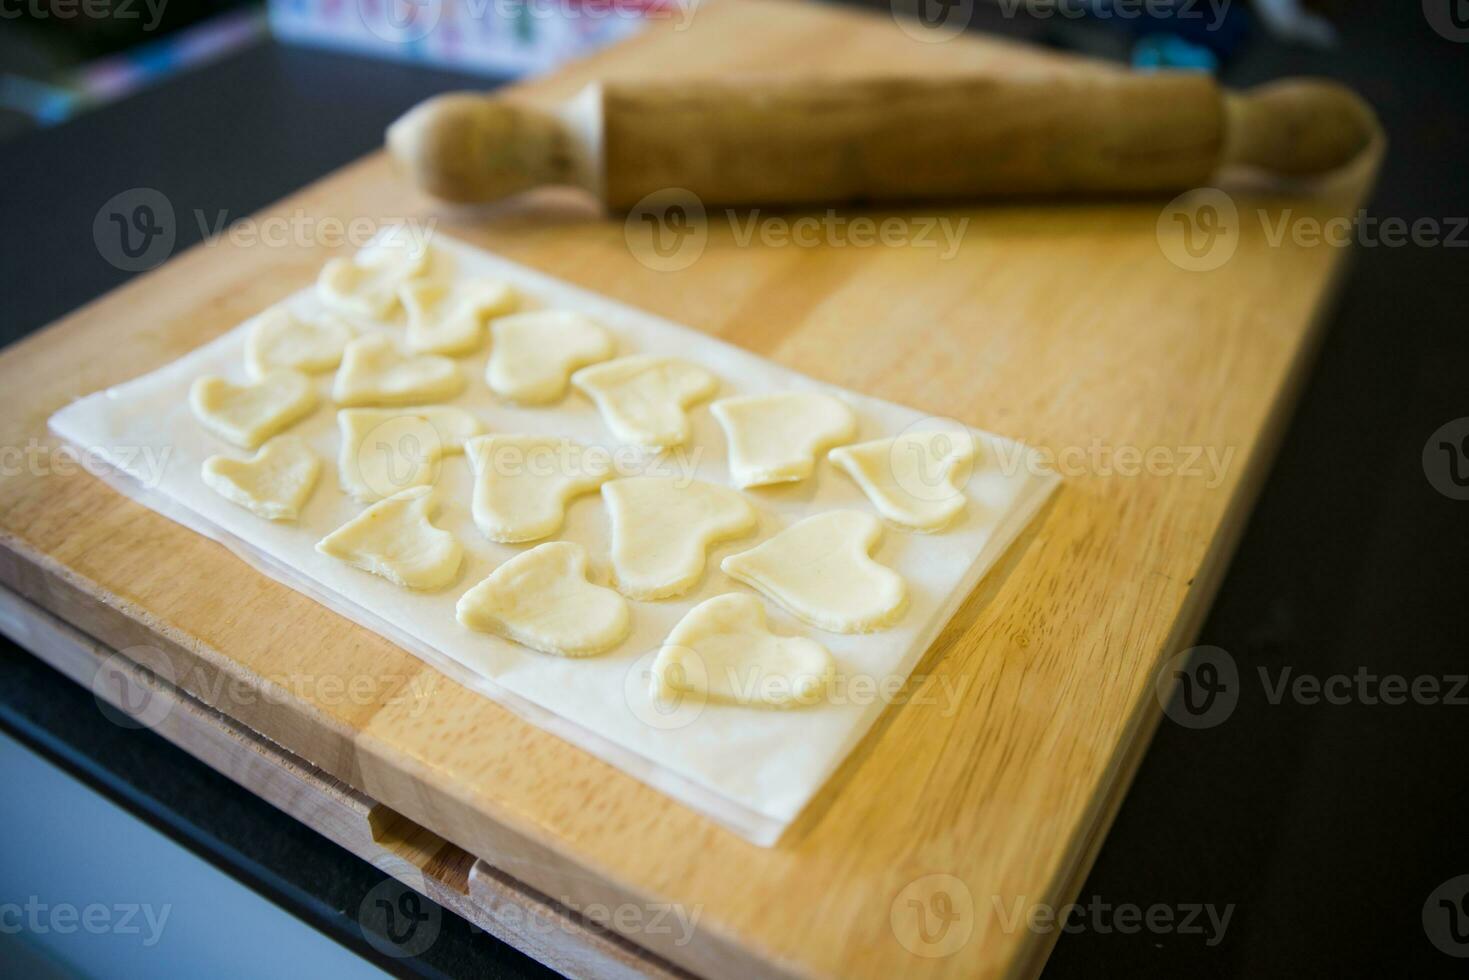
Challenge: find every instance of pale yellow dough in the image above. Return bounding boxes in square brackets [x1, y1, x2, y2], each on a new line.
[315, 486, 462, 590]
[400, 278, 516, 356]
[486, 311, 614, 404]
[316, 236, 437, 320]
[571, 355, 716, 448]
[465, 434, 610, 543]
[651, 594, 835, 708]
[201, 435, 320, 521]
[829, 430, 975, 532]
[244, 307, 352, 378]
[332, 335, 463, 406]
[711, 392, 857, 488]
[721, 510, 907, 633]
[456, 542, 630, 657]
[189, 371, 317, 449]
[337, 407, 484, 502]
[603, 477, 757, 600]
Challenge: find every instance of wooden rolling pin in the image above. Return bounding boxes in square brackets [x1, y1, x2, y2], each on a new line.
[386, 72, 1377, 208]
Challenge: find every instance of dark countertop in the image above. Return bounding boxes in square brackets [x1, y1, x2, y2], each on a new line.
[2, 4, 1467, 977]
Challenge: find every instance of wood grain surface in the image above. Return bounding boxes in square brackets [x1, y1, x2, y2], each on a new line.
[0, 1, 1380, 977]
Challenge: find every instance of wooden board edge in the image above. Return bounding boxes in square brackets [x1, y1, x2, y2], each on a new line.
[0, 582, 696, 980]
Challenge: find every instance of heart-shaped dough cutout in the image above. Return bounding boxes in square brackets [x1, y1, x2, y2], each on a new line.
[487, 311, 614, 404]
[829, 430, 975, 531]
[603, 477, 757, 600]
[712, 392, 857, 488]
[572, 355, 716, 448]
[721, 510, 906, 633]
[333, 335, 463, 406]
[401, 278, 516, 356]
[337, 407, 484, 502]
[201, 435, 320, 521]
[465, 434, 610, 543]
[315, 486, 462, 590]
[651, 593, 835, 708]
[316, 236, 438, 320]
[190, 371, 317, 449]
[457, 541, 630, 657]
[244, 307, 352, 378]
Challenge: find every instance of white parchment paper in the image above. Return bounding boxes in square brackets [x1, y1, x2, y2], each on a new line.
[49, 233, 1058, 845]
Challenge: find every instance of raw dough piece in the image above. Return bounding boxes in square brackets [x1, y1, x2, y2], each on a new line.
[603, 477, 757, 600]
[486, 311, 614, 404]
[201, 435, 320, 520]
[189, 371, 317, 449]
[465, 434, 611, 543]
[244, 307, 352, 378]
[571, 355, 716, 448]
[711, 392, 857, 488]
[651, 594, 835, 708]
[337, 407, 484, 502]
[456, 541, 630, 657]
[401, 278, 516, 356]
[315, 485, 462, 590]
[332, 335, 463, 406]
[317, 236, 437, 320]
[721, 510, 907, 633]
[829, 430, 975, 531]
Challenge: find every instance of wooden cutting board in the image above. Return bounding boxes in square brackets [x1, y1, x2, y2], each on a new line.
[0, 1, 1379, 977]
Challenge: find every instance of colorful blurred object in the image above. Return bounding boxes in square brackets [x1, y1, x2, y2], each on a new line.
[267, 0, 676, 76]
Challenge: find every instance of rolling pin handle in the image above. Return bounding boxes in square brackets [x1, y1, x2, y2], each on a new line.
[1220, 78, 1380, 177]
